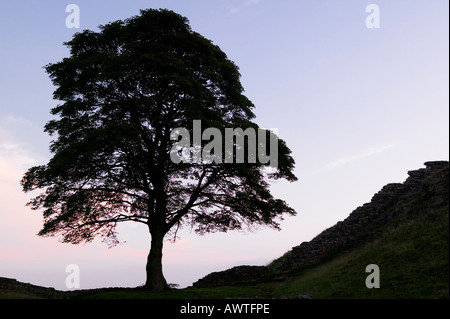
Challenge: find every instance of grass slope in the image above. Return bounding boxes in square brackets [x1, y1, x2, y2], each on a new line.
[268, 206, 449, 299]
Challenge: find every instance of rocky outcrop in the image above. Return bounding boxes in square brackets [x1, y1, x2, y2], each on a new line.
[0, 277, 139, 299]
[0, 277, 69, 299]
[276, 161, 449, 272]
[192, 265, 272, 288]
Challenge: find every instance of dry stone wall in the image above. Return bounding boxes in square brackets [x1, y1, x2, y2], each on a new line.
[0, 277, 68, 299]
[276, 161, 449, 272]
[192, 265, 272, 288]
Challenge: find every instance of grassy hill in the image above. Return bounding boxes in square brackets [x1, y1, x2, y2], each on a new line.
[268, 204, 448, 298]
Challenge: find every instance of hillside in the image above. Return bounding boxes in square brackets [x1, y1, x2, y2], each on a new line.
[1, 161, 448, 299]
[192, 160, 449, 298]
[272, 160, 449, 274]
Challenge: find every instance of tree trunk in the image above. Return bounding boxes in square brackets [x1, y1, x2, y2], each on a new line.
[145, 228, 169, 292]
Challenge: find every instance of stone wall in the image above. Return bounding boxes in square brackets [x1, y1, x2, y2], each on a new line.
[192, 265, 272, 288]
[276, 161, 449, 272]
[0, 277, 68, 299]
[0, 277, 130, 299]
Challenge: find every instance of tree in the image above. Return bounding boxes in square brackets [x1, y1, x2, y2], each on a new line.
[21, 9, 297, 292]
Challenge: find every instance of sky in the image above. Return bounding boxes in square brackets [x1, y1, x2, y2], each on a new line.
[0, 0, 448, 290]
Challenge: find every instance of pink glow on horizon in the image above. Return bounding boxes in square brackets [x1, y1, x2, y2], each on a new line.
[1, 153, 254, 289]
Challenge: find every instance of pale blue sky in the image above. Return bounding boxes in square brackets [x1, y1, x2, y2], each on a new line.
[0, 0, 448, 290]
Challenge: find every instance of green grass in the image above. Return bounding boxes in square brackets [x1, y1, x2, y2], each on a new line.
[79, 285, 263, 299]
[79, 205, 448, 299]
[269, 206, 449, 299]
[0, 290, 36, 299]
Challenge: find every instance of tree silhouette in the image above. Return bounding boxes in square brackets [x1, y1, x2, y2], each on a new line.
[21, 9, 297, 291]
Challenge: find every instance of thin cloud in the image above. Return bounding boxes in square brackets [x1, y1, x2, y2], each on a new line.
[244, 0, 261, 6]
[0, 114, 49, 172]
[0, 143, 39, 169]
[325, 143, 397, 169]
[230, 0, 261, 14]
